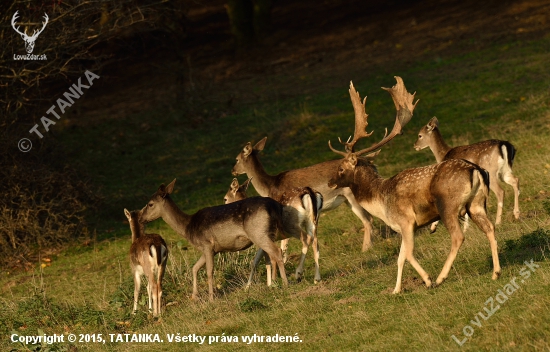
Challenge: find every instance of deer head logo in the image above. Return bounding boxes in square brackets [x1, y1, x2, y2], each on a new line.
[11, 11, 49, 54]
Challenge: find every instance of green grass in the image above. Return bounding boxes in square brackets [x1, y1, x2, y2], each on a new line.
[1, 37, 550, 351]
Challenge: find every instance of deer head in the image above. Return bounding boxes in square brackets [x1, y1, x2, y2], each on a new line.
[232, 137, 267, 176]
[140, 179, 176, 223]
[413, 116, 439, 151]
[12, 11, 49, 54]
[328, 77, 418, 187]
[224, 177, 252, 204]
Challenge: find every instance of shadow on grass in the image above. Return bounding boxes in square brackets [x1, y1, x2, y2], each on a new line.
[498, 228, 550, 266]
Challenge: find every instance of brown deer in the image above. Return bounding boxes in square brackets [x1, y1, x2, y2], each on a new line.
[414, 116, 520, 225]
[224, 178, 323, 285]
[327, 77, 501, 293]
[124, 208, 168, 317]
[139, 179, 289, 301]
[232, 141, 373, 254]
[224, 177, 252, 204]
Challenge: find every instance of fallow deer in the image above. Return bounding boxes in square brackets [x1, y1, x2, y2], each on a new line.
[327, 77, 501, 293]
[224, 177, 252, 204]
[224, 178, 323, 285]
[232, 141, 373, 254]
[139, 179, 289, 301]
[124, 208, 168, 317]
[414, 116, 520, 225]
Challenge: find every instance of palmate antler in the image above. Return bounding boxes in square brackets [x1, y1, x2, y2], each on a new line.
[329, 76, 418, 157]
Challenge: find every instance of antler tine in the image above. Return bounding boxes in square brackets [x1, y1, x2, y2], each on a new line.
[345, 81, 373, 152]
[11, 11, 25, 36]
[355, 76, 418, 156]
[327, 140, 348, 157]
[31, 13, 49, 39]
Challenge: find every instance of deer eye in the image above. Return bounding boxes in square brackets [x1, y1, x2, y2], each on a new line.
[148, 202, 153, 207]
[418, 135, 422, 139]
[339, 167, 344, 173]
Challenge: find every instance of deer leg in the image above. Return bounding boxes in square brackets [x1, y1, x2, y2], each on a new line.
[393, 241, 407, 294]
[204, 250, 215, 301]
[149, 275, 158, 317]
[157, 259, 166, 316]
[133, 270, 141, 314]
[489, 179, 505, 225]
[280, 238, 290, 263]
[246, 248, 265, 288]
[264, 250, 274, 286]
[469, 204, 501, 280]
[146, 277, 152, 313]
[345, 191, 374, 251]
[429, 221, 439, 233]
[503, 172, 520, 220]
[261, 242, 288, 287]
[401, 227, 432, 289]
[191, 254, 206, 301]
[435, 215, 465, 285]
[313, 235, 321, 283]
[295, 232, 309, 282]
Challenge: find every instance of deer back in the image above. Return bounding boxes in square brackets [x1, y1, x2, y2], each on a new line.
[444, 139, 516, 175]
[185, 197, 283, 252]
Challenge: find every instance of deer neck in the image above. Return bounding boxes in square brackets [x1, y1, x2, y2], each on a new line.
[350, 165, 393, 224]
[350, 164, 385, 205]
[429, 129, 451, 163]
[246, 153, 277, 197]
[161, 198, 192, 239]
[129, 220, 142, 243]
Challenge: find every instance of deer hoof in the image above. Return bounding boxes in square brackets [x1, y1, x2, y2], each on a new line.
[492, 271, 501, 280]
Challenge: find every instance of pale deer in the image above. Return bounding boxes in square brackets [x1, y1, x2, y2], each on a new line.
[327, 77, 501, 294]
[139, 179, 289, 301]
[232, 141, 373, 254]
[414, 116, 520, 225]
[224, 178, 323, 285]
[124, 208, 168, 317]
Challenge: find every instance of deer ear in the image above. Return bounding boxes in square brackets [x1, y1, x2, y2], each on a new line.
[243, 142, 253, 157]
[427, 117, 439, 132]
[253, 137, 267, 151]
[165, 179, 176, 195]
[124, 208, 131, 220]
[230, 178, 239, 191]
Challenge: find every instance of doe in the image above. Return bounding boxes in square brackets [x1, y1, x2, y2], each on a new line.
[414, 116, 520, 225]
[140, 179, 288, 301]
[124, 208, 168, 317]
[225, 177, 323, 285]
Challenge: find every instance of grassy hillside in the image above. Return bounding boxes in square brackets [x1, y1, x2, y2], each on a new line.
[1, 35, 550, 351]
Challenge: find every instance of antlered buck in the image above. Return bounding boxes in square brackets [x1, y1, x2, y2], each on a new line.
[224, 178, 323, 285]
[414, 116, 520, 225]
[327, 77, 501, 293]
